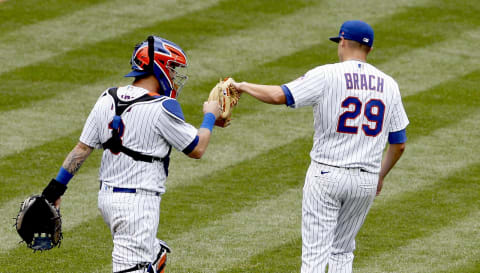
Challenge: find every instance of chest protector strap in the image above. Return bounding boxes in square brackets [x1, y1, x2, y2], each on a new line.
[102, 87, 165, 163]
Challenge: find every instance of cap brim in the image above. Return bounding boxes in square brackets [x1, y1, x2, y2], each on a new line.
[329, 36, 341, 43]
[124, 70, 149, 78]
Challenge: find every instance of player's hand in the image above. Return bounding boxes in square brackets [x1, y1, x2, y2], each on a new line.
[203, 100, 221, 119]
[54, 197, 62, 209]
[376, 177, 384, 196]
[231, 81, 244, 93]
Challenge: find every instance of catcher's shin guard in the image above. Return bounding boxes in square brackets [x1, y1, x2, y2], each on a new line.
[146, 240, 171, 273]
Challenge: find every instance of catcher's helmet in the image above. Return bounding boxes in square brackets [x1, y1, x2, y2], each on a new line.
[125, 36, 188, 98]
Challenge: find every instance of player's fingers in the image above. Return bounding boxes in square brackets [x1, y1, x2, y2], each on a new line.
[54, 197, 62, 209]
[231, 81, 241, 92]
[203, 101, 221, 118]
[376, 181, 383, 196]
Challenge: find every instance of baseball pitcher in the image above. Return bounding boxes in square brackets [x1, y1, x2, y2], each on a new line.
[231, 20, 408, 273]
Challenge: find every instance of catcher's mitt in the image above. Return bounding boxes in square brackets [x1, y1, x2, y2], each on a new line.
[15, 194, 62, 251]
[208, 77, 240, 127]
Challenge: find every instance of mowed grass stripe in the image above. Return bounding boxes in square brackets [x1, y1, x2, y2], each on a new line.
[379, 69, 480, 198]
[0, 0, 221, 75]
[0, 0, 470, 158]
[0, 0, 109, 33]
[356, 209, 480, 273]
[379, 29, 480, 97]
[219, 237, 302, 273]
[355, 162, 480, 272]
[0, 0, 311, 111]
[159, 188, 302, 273]
[0, 0, 423, 111]
[176, 0, 431, 87]
[0, 0, 327, 153]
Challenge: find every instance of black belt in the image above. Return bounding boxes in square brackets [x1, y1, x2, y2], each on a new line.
[112, 187, 160, 196]
[115, 263, 149, 273]
[113, 187, 136, 193]
[100, 182, 160, 196]
[319, 163, 369, 173]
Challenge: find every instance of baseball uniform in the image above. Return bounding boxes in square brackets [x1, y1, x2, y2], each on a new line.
[80, 85, 197, 272]
[282, 59, 409, 272]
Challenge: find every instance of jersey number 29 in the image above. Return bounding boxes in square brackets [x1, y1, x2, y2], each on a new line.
[337, 96, 385, 137]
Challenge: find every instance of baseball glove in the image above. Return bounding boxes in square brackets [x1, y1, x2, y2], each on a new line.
[15, 194, 62, 251]
[208, 77, 240, 127]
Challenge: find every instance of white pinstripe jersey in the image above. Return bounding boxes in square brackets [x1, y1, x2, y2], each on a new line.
[80, 85, 197, 193]
[285, 60, 409, 173]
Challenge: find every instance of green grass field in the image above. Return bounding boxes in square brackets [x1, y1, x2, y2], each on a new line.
[1, 0, 479, 272]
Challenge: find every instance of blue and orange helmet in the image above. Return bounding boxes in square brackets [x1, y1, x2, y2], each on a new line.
[125, 36, 188, 98]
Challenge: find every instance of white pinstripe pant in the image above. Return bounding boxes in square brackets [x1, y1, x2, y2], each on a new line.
[301, 162, 377, 273]
[98, 186, 162, 273]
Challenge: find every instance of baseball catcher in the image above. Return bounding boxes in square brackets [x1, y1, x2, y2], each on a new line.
[13, 35, 228, 272]
[207, 77, 240, 127]
[15, 192, 63, 251]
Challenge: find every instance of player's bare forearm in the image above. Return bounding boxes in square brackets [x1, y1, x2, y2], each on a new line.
[62, 142, 94, 175]
[187, 102, 219, 159]
[379, 143, 406, 179]
[234, 82, 286, 105]
[188, 128, 211, 159]
[377, 143, 406, 195]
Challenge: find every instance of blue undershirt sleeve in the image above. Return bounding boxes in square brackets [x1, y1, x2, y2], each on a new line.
[183, 135, 199, 154]
[281, 85, 295, 107]
[388, 129, 407, 144]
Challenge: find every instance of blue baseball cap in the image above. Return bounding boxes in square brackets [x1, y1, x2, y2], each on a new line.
[125, 70, 150, 78]
[329, 20, 374, 47]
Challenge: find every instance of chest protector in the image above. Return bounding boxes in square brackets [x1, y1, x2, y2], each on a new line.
[102, 87, 171, 174]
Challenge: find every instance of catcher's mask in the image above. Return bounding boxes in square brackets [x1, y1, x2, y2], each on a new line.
[125, 35, 188, 99]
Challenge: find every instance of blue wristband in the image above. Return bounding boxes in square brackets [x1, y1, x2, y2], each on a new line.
[200, 112, 216, 132]
[55, 167, 73, 185]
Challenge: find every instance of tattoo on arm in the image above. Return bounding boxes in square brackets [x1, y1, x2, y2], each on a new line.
[62, 143, 93, 175]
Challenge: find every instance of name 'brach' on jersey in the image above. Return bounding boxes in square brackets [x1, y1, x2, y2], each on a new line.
[344, 72, 384, 92]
